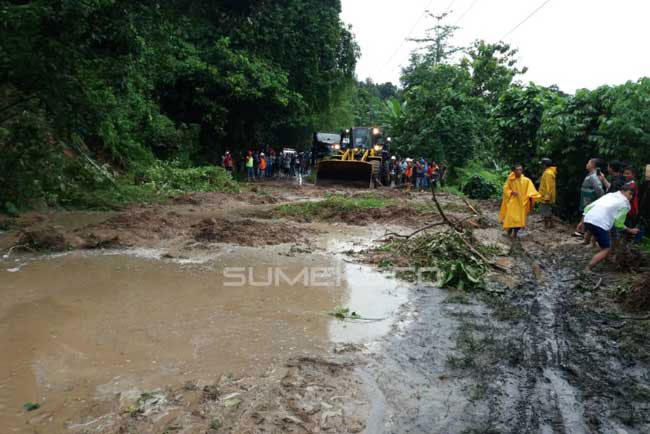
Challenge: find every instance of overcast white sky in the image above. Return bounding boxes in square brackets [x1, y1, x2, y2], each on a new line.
[340, 0, 650, 93]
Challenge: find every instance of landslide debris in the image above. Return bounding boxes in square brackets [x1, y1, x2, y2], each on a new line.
[18, 226, 69, 251]
[192, 217, 312, 246]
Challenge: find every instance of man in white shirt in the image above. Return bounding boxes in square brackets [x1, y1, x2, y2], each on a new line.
[578, 184, 640, 272]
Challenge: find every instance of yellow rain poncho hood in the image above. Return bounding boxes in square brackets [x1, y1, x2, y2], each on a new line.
[499, 172, 541, 229]
[538, 166, 557, 204]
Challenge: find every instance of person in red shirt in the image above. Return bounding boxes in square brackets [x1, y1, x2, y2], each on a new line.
[223, 151, 233, 175]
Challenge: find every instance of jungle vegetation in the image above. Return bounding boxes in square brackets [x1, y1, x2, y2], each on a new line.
[1, 4, 649, 221]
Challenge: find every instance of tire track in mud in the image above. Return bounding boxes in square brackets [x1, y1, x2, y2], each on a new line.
[499, 260, 590, 434]
[502, 241, 650, 434]
[362, 238, 650, 434]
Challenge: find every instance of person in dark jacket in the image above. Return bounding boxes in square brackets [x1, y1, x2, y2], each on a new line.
[600, 160, 626, 193]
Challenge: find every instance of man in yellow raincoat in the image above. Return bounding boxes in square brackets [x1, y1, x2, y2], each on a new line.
[499, 164, 541, 238]
[538, 158, 557, 229]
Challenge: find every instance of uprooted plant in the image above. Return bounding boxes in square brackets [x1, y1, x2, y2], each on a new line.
[373, 189, 504, 290]
[378, 229, 494, 290]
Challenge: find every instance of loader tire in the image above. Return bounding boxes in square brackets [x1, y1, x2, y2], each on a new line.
[370, 160, 381, 187]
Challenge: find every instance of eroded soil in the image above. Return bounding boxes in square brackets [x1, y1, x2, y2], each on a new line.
[1, 180, 649, 434]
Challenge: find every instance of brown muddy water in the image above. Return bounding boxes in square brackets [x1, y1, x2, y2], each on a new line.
[0, 234, 409, 433]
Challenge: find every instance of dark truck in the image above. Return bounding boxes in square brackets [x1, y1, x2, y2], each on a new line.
[311, 132, 342, 167]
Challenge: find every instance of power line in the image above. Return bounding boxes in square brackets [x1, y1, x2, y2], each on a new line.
[500, 0, 552, 40]
[444, 0, 456, 14]
[455, 0, 480, 25]
[382, 0, 436, 68]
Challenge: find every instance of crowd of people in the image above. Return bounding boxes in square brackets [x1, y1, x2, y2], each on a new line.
[497, 157, 644, 273]
[222, 146, 645, 273]
[386, 157, 449, 191]
[222, 149, 449, 189]
[221, 148, 314, 181]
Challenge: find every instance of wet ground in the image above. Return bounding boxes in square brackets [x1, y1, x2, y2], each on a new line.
[0, 187, 412, 433]
[1, 180, 649, 434]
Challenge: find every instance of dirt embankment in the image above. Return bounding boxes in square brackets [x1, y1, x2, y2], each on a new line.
[3, 186, 460, 255]
[6, 188, 323, 253]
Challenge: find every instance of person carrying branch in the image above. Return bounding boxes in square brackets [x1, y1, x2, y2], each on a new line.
[538, 158, 557, 229]
[499, 164, 541, 239]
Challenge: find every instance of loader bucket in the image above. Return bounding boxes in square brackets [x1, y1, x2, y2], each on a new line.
[315, 159, 374, 188]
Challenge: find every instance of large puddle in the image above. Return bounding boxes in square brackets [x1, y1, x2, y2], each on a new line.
[0, 235, 409, 433]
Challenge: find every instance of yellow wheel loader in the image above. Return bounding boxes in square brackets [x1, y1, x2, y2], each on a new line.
[315, 127, 388, 188]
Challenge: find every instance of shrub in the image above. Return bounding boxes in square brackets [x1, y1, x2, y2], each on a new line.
[139, 160, 239, 194]
[462, 176, 498, 199]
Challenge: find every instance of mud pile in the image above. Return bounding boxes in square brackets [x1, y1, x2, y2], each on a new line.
[19, 226, 70, 251]
[192, 217, 312, 246]
[621, 273, 650, 312]
[75, 208, 185, 247]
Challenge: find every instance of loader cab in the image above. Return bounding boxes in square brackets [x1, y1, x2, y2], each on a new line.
[342, 127, 388, 155]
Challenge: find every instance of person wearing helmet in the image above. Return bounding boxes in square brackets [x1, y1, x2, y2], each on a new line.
[538, 158, 557, 229]
[223, 151, 233, 176]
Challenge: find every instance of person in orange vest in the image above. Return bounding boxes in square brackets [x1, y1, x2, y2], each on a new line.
[259, 153, 267, 179]
[405, 159, 413, 193]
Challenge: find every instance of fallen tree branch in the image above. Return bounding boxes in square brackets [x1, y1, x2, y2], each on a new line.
[462, 197, 481, 216]
[383, 221, 446, 240]
[431, 187, 458, 230]
[457, 233, 508, 272]
[593, 278, 603, 291]
[2, 244, 34, 259]
[431, 188, 507, 272]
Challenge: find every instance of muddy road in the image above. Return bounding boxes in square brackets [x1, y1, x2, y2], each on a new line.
[1, 179, 649, 434]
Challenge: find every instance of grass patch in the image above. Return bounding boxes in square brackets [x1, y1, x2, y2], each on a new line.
[328, 307, 362, 320]
[274, 194, 391, 221]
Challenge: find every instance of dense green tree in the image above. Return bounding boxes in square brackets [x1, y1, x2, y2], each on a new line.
[0, 0, 359, 207]
[492, 84, 562, 166]
[466, 41, 527, 104]
[538, 80, 650, 217]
